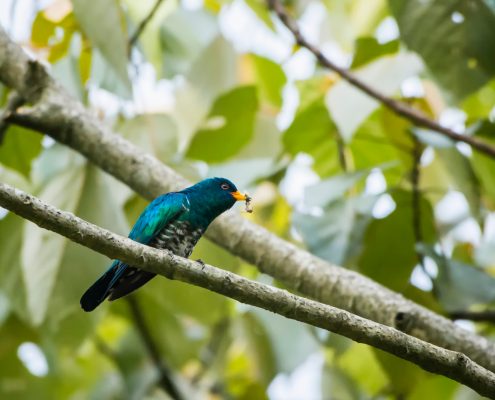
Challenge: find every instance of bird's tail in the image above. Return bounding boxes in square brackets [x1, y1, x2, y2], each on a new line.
[80, 261, 121, 312]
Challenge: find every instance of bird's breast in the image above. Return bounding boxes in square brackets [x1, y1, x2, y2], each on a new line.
[150, 220, 204, 258]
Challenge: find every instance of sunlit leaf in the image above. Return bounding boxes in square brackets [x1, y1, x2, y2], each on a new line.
[72, 0, 131, 93]
[0, 126, 43, 179]
[283, 98, 341, 177]
[326, 53, 423, 141]
[351, 37, 399, 68]
[186, 86, 258, 162]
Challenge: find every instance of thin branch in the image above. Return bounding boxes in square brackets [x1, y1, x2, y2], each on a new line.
[2, 26, 495, 374]
[267, 0, 495, 159]
[411, 135, 425, 270]
[1, 182, 495, 397]
[128, 0, 165, 52]
[450, 310, 495, 323]
[126, 296, 183, 400]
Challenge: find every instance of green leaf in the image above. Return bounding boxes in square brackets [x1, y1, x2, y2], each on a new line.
[422, 246, 495, 312]
[187, 36, 238, 103]
[389, 0, 495, 100]
[349, 107, 412, 185]
[160, 9, 219, 78]
[21, 163, 86, 325]
[351, 37, 399, 68]
[283, 98, 341, 177]
[462, 79, 495, 123]
[208, 114, 284, 188]
[245, 54, 286, 108]
[326, 53, 423, 141]
[186, 86, 258, 162]
[0, 213, 28, 321]
[0, 125, 43, 178]
[373, 349, 425, 395]
[337, 343, 389, 396]
[358, 190, 435, 292]
[250, 308, 320, 373]
[294, 193, 376, 266]
[116, 114, 178, 163]
[470, 120, 495, 206]
[245, 0, 275, 30]
[72, 0, 131, 93]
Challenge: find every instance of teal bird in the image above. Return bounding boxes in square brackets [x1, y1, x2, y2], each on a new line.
[80, 178, 247, 311]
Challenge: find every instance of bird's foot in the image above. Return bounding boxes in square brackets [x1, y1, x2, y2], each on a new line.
[196, 258, 206, 270]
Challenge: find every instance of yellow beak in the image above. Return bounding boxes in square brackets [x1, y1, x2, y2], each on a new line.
[231, 191, 247, 201]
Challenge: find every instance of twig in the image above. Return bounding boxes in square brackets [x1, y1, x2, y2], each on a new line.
[128, 0, 165, 53]
[1, 182, 495, 397]
[126, 296, 183, 400]
[450, 310, 495, 323]
[411, 135, 425, 270]
[267, 0, 495, 159]
[336, 134, 348, 172]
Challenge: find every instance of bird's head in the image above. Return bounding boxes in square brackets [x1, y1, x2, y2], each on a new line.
[183, 177, 248, 221]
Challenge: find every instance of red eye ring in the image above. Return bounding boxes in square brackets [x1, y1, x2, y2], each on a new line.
[221, 183, 230, 190]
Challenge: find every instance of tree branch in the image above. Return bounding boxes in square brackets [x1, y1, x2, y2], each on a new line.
[1, 182, 495, 397]
[450, 310, 495, 323]
[126, 296, 184, 400]
[266, 0, 495, 159]
[1, 26, 494, 373]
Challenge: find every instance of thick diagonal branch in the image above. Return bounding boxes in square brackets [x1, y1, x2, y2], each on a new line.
[0, 182, 495, 397]
[266, 0, 495, 159]
[1, 27, 495, 373]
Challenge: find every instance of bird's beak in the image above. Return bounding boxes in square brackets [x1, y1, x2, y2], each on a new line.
[231, 191, 247, 201]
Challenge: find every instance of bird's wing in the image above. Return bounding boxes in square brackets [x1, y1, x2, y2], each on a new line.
[128, 192, 189, 244]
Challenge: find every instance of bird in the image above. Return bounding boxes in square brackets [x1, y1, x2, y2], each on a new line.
[80, 177, 248, 311]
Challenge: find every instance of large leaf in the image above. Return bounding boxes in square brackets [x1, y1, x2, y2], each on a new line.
[358, 190, 435, 292]
[283, 98, 341, 177]
[351, 37, 399, 68]
[390, 0, 495, 100]
[160, 8, 219, 78]
[326, 53, 423, 141]
[250, 308, 320, 373]
[422, 246, 495, 312]
[242, 54, 287, 108]
[116, 113, 178, 163]
[349, 107, 412, 185]
[72, 0, 131, 92]
[21, 163, 86, 325]
[0, 125, 43, 178]
[186, 86, 258, 162]
[470, 120, 495, 206]
[294, 191, 376, 267]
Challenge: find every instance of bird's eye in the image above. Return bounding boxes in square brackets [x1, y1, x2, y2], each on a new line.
[221, 183, 230, 190]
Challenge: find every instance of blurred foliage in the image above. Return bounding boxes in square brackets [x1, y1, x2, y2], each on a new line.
[1, 0, 495, 398]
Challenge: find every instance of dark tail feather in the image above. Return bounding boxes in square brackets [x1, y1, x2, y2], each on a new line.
[80, 262, 120, 312]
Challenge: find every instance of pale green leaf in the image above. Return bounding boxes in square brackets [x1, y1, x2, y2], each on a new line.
[326, 53, 423, 141]
[73, 0, 131, 92]
[186, 86, 258, 162]
[0, 125, 42, 178]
